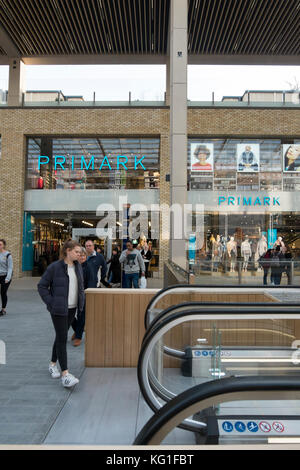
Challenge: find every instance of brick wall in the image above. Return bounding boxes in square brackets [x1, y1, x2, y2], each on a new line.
[0, 106, 299, 278]
[0, 107, 170, 278]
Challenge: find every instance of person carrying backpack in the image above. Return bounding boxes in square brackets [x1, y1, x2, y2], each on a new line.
[259, 248, 272, 286]
[0, 239, 13, 316]
[271, 245, 284, 285]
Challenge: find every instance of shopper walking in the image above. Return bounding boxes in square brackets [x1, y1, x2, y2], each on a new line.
[141, 243, 152, 279]
[120, 240, 145, 288]
[38, 240, 84, 388]
[85, 240, 109, 288]
[270, 245, 284, 286]
[259, 248, 272, 286]
[284, 246, 293, 285]
[0, 239, 13, 316]
[71, 247, 93, 347]
[107, 248, 121, 285]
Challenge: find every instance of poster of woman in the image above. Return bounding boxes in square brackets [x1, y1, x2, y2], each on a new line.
[237, 144, 259, 172]
[283, 144, 300, 172]
[191, 143, 214, 172]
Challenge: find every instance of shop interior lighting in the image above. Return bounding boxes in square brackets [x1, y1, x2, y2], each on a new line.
[50, 220, 64, 227]
[82, 220, 94, 227]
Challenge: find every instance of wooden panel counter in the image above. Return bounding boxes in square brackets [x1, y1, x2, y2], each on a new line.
[85, 289, 159, 367]
[85, 288, 295, 368]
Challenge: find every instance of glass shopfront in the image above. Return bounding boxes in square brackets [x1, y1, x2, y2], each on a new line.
[26, 137, 160, 190]
[188, 137, 300, 285]
[189, 210, 300, 285]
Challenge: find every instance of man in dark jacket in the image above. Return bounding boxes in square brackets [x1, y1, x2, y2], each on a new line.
[85, 240, 108, 288]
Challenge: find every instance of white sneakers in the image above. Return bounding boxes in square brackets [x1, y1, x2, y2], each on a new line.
[61, 373, 79, 388]
[49, 363, 61, 379]
[49, 364, 79, 388]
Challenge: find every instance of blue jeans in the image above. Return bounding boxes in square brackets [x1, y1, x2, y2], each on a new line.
[123, 272, 139, 289]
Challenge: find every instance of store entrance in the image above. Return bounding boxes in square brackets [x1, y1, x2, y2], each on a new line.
[24, 212, 160, 276]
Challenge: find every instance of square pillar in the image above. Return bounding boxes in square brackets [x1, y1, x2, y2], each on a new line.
[7, 58, 26, 106]
[169, 0, 188, 269]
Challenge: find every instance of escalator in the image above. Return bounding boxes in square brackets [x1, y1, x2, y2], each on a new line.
[136, 285, 300, 445]
[134, 376, 300, 445]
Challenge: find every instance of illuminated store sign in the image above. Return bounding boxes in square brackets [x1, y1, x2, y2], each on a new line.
[37, 155, 147, 171]
[218, 196, 280, 206]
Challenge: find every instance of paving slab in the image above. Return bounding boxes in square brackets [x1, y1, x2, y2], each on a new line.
[0, 284, 85, 445]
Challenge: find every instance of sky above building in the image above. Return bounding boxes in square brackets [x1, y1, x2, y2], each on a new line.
[0, 64, 299, 101]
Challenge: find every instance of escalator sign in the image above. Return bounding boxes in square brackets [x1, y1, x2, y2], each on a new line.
[273, 422, 284, 433]
[259, 421, 271, 433]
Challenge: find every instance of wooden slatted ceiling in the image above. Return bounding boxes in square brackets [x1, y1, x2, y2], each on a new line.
[0, 0, 170, 55]
[188, 0, 300, 55]
[0, 0, 299, 57]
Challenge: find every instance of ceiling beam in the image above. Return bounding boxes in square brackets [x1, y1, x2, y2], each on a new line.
[12, 53, 168, 65]
[188, 54, 300, 66]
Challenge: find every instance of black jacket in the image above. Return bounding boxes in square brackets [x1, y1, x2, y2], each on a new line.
[81, 260, 95, 289]
[87, 253, 107, 288]
[107, 253, 121, 283]
[141, 249, 152, 262]
[38, 259, 85, 316]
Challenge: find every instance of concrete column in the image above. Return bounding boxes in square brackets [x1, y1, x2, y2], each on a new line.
[165, 57, 170, 106]
[169, 0, 188, 269]
[7, 58, 26, 106]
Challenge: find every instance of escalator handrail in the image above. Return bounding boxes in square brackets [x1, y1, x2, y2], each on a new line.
[138, 306, 300, 420]
[134, 376, 300, 445]
[144, 301, 300, 340]
[144, 283, 300, 330]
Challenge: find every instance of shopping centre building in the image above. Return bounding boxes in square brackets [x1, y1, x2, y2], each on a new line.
[0, 0, 299, 280]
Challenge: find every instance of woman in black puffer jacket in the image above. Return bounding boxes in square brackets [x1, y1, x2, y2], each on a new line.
[38, 240, 84, 388]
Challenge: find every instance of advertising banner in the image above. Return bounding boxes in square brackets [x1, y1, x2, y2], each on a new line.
[190, 143, 214, 172]
[283, 144, 300, 172]
[237, 143, 260, 172]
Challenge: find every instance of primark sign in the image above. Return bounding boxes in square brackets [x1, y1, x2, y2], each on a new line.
[218, 196, 280, 207]
[187, 192, 290, 212]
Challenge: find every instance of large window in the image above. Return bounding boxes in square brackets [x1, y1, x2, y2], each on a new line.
[188, 138, 300, 191]
[26, 137, 160, 190]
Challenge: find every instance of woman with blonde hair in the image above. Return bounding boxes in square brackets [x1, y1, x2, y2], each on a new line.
[38, 239, 84, 388]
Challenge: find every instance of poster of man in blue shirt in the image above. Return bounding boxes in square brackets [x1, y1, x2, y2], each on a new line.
[237, 144, 259, 172]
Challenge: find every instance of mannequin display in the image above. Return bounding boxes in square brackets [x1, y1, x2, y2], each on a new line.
[273, 236, 285, 252]
[227, 236, 237, 272]
[211, 234, 221, 272]
[257, 235, 268, 257]
[257, 235, 268, 271]
[241, 236, 252, 271]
